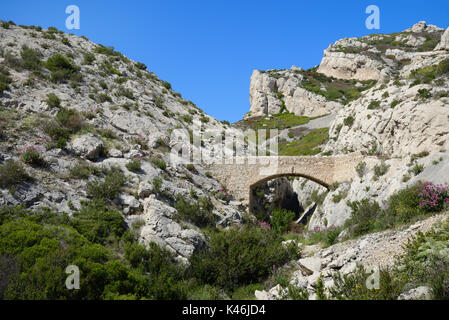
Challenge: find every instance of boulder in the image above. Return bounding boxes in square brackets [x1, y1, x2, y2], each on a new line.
[108, 148, 123, 158]
[398, 286, 432, 300]
[71, 133, 104, 160]
[138, 195, 205, 259]
[299, 257, 322, 273]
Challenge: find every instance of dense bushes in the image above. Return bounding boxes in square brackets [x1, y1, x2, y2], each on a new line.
[125, 159, 142, 173]
[345, 182, 448, 238]
[0, 205, 186, 300]
[0, 65, 12, 95]
[271, 209, 295, 235]
[43, 108, 85, 148]
[21, 146, 46, 167]
[189, 225, 300, 291]
[410, 58, 449, 84]
[395, 222, 449, 299]
[45, 93, 61, 108]
[71, 200, 125, 244]
[86, 166, 126, 201]
[329, 265, 403, 300]
[174, 195, 217, 228]
[0, 160, 31, 188]
[45, 53, 80, 83]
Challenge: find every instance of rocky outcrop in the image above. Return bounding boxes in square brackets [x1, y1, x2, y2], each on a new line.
[435, 25, 449, 51]
[257, 212, 447, 300]
[70, 133, 104, 160]
[131, 195, 206, 263]
[247, 69, 342, 119]
[317, 47, 389, 81]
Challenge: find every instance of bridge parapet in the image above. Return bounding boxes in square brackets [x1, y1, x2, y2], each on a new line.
[203, 153, 377, 210]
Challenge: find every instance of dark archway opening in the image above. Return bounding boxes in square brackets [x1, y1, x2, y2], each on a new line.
[249, 174, 329, 225]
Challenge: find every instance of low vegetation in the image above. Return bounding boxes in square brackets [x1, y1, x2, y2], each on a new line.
[344, 181, 448, 238]
[234, 112, 312, 131]
[279, 128, 329, 156]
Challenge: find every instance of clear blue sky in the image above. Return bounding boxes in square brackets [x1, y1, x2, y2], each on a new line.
[1, 1, 448, 122]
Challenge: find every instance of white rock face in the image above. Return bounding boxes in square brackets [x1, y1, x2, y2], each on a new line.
[435, 26, 449, 51]
[397, 286, 432, 300]
[405, 21, 444, 33]
[325, 84, 449, 158]
[137, 195, 205, 260]
[247, 69, 342, 119]
[70, 133, 104, 160]
[317, 49, 388, 81]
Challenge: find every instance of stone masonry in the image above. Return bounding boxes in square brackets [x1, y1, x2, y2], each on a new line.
[204, 153, 377, 211]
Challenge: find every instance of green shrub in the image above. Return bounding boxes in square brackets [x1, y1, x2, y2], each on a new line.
[373, 161, 390, 178]
[69, 163, 104, 180]
[152, 177, 162, 193]
[346, 199, 382, 236]
[83, 53, 95, 65]
[42, 120, 69, 147]
[20, 46, 42, 71]
[410, 163, 424, 176]
[125, 159, 142, 173]
[332, 190, 348, 203]
[387, 183, 423, 224]
[174, 195, 217, 228]
[390, 99, 401, 108]
[45, 93, 61, 108]
[135, 62, 147, 70]
[100, 61, 121, 76]
[87, 167, 126, 201]
[21, 147, 46, 167]
[329, 265, 403, 300]
[154, 96, 164, 108]
[270, 209, 295, 235]
[356, 161, 367, 178]
[189, 225, 299, 291]
[395, 221, 449, 299]
[0, 205, 186, 300]
[367, 100, 381, 110]
[56, 108, 85, 133]
[162, 81, 172, 90]
[417, 88, 432, 100]
[45, 53, 80, 83]
[0, 160, 30, 188]
[343, 115, 355, 127]
[94, 45, 122, 57]
[71, 200, 125, 244]
[115, 86, 134, 100]
[97, 93, 112, 103]
[436, 59, 449, 76]
[61, 37, 71, 46]
[181, 114, 193, 124]
[0, 66, 12, 95]
[151, 158, 167, 170]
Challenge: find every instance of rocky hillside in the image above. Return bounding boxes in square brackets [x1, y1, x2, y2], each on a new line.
[0, 21, 243, 264]
[243, 21, 449, 233]
[1, 19, 449, 301]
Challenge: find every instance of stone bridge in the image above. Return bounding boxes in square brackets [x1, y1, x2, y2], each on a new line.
[204, 153, 377, 211]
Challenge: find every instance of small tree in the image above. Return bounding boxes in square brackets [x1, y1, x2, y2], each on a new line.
[271, 209, 295, 235]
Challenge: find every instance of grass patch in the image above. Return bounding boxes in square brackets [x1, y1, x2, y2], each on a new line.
[279, 128, 329, 156]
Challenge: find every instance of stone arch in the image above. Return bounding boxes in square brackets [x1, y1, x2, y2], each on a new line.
[248, 173, 330, 214]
